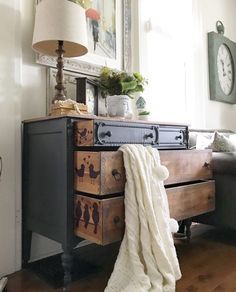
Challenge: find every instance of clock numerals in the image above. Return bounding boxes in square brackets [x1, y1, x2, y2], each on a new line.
[217, 44, 234, 96]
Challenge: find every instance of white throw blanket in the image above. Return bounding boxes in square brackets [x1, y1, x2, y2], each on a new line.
[105, 145, 181, 292]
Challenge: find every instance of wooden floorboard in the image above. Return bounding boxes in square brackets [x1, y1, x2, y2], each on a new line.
[5, 224, 236, 292]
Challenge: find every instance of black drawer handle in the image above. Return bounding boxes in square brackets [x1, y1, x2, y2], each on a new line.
[144, 133, 154, 139]
[0, 156, 2, 180]
[113, 216, 124, 228]
[103, 131, 112, 138]
[204, 162, 210, 169]
[175, 135, 182, 140]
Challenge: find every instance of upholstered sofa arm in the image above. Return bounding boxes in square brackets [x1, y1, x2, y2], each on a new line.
[212, 152, 236, 174]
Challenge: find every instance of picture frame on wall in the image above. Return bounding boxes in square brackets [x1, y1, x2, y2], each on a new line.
[36, 0, 132, 76]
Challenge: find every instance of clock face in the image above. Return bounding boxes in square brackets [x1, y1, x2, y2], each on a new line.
[86, 87, 95, 114]
[217, 44, 234, 95]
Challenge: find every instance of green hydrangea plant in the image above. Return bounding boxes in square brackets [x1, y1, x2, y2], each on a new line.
[98, 67, 147, 98]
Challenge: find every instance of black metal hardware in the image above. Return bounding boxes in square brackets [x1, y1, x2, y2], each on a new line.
[113, 216, 124, 228]
[0, 156, 2, 179]
[175, 135, 182, 140]
[158, 126, 187, 149]
[144, 133, 154, 139]
[103, 131, 112, 137]
[112, 169, 122, 181]
[95, 121, 160, 146]
[216, 20, 224, 35]
[181, 129, 189, 148]
[204, 162, 210, 168]
[94, 122, 188, 148]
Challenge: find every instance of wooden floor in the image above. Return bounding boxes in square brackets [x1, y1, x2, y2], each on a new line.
[5, 224, 236, 292]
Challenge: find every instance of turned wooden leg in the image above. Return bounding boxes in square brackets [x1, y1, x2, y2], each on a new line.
[185, 219, 192, 242]
[178, 220, 186, 234]
[22, 229, 32, 268]
[61, 251, 73, 290]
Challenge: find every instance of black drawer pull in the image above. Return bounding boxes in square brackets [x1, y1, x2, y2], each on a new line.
[113, 216, 124, 228]
[204, 162, 210, 169]
[144, 133, 154, 139]
[103, 131, 112, 138]
[175, 135, 182, 140]
[0, 156, 2, 180]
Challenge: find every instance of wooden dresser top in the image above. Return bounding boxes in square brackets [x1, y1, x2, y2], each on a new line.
[23, 114, 188, 127]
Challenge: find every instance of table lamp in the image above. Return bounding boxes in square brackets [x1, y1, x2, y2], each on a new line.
[32, 0, 88, 109]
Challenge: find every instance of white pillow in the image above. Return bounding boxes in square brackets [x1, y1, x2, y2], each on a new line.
[229, 134, 236, 144]
[196, 132, 236, 152]
[196, 133, 213, 150]
[211, 132, 236, 152]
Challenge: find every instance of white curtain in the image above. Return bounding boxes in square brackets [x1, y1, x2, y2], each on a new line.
[186, 0, 207, 128]
[139, 0, 205, 127]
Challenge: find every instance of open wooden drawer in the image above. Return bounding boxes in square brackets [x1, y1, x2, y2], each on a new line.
[167, 180, 215, 221]
[74, 195, 124, 245]
[74, 180, 215, 245]
[74, 149, 212, 196]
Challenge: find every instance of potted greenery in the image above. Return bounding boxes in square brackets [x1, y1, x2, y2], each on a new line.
[98, 67, 147, 118]
[138, 110, 150, 121]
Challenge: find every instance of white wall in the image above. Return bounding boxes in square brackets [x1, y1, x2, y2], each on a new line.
[0, 0, 61, 276]
[0, 0, 22, 276]
[198, 0, 236, 130]
[21, 0, 63, 264]
[138, 0, 236, 130]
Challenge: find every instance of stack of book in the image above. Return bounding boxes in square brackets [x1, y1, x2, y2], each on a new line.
[50, 99, 88, 116]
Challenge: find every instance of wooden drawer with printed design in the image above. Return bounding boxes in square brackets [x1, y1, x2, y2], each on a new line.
[74, 181, 215, 245]
[74, 151, 125, 195]
[74, 195, 124, 245]
[74, 149, 212, 195]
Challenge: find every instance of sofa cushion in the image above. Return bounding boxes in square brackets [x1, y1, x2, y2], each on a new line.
[195, 133, 213, 150]
[213, 152, 236, 174]
[195, 131, 236, 152]
[229, 134, 236, 144]
[189, 129, 235, 150]
[210, 132, 236, 152]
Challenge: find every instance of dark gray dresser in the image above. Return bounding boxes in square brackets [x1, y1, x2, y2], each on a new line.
[22, 115, 214, 287]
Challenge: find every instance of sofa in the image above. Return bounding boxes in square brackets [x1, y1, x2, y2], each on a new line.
[189, 129, 236, 231]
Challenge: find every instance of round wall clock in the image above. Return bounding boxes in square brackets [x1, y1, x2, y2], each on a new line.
[217, 43, 234, 95]
[208, 21, 236, 104]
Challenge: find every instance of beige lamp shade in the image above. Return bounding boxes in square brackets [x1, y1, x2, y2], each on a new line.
[32, 0, 88, 57]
